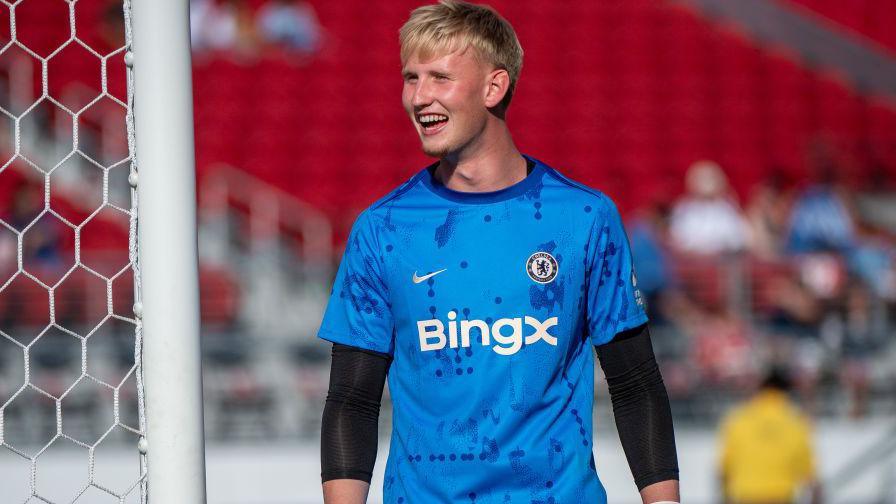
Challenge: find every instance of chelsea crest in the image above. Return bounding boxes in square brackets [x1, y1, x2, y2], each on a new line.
[526, 252, 558, 284]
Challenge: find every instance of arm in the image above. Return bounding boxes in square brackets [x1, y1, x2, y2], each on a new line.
[640, 480, 681, 504]
[595, 324, 680, 504]
[321, 342, 392, 504]
[322, 480, 369, 504]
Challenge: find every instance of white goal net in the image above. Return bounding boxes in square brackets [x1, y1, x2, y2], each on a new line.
[0, 0, 146, 502]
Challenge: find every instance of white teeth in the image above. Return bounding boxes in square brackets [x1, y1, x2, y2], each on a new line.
[419, 114, 447, 125]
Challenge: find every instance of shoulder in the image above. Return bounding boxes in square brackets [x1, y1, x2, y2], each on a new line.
[364, 166, 430, 214]
[352, 167, 431, 228]
[539, 159, 608, 200]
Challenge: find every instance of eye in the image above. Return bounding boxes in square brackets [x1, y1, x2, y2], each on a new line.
[434, 74, 449, 81]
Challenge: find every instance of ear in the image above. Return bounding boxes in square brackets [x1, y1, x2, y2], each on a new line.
[483, 68, 510, 109]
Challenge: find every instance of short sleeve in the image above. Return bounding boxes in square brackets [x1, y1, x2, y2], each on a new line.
[586, 197, 648, 346]
[318, 211, 394, 355]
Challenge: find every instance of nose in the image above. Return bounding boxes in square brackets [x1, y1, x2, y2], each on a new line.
[411, 79, 433, 109]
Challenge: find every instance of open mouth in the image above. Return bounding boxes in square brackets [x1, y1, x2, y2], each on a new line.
[417, 113, 449, 135]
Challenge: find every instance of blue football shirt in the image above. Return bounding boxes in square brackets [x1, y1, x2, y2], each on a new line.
[318, 155, 647, 504]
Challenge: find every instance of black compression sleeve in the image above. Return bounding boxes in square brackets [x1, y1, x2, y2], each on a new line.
[594, 324, 679, 490]
[320, 342, 392, 483]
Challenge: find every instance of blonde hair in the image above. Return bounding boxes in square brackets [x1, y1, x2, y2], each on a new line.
[399, 0, 523, 110]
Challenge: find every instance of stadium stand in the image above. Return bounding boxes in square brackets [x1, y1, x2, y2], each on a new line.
[186, 0, 896, 222]
[2, 0, 895, 440]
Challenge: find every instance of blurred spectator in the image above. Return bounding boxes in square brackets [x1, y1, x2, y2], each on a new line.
[746, 170, 792, 259]
[256, 0, 322, 56]
[190, 0, 215, 50]
[718, 368, 821, 504]
[846, 221, 896, 301]
[766, 276, 823, 337]
[690, 305, 756, 388]
[787, 150, 896, 299]
[669, 160, 750, 254]
[850, 164, 896, 300]
[191, 0, 258, 57]
[837, 281, 886, 419]
[785, 173, 855, 255]
[628, 200, 672, 321]
[764, 274, 826, 412]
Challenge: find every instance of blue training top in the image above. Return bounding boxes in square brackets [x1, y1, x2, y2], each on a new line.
[318, 155, 647, 504]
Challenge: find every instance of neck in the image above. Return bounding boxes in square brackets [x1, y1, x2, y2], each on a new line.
[434, 120, 526, 193]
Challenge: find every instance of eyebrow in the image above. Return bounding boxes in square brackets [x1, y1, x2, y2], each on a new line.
[402, 69, 451, 79]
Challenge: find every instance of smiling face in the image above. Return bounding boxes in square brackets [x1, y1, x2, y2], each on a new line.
[401, 47, 496, 159]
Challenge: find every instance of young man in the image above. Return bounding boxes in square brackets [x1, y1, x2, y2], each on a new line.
[319, 2, 680, 503]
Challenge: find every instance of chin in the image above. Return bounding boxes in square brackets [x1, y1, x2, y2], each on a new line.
[420, 139, 453, 159]
[422, 146, 451, 158]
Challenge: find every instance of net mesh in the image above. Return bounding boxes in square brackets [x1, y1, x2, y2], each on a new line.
[0, 0, 146, 502]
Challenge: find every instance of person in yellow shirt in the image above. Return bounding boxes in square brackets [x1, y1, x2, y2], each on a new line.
[718, 368, 822, 504]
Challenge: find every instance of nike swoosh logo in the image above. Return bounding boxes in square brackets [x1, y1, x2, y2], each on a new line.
[412, 268, 447, 284]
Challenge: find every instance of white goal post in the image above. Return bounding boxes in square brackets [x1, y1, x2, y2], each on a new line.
[0, 0, 206, 501]
[129, 0, 207, 502]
